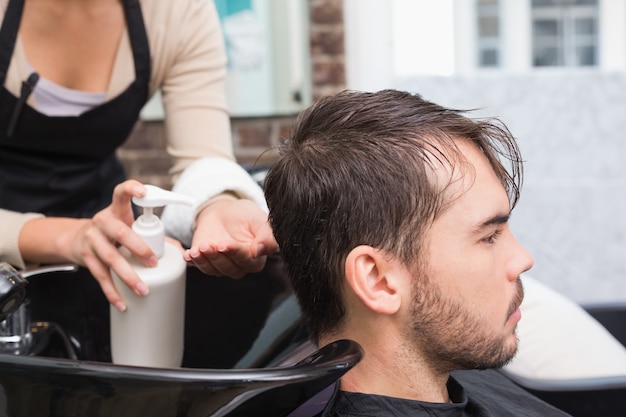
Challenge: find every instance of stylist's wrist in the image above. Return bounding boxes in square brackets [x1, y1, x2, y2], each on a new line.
[19, 217, 90, 265]
[193, 192, 239, 231]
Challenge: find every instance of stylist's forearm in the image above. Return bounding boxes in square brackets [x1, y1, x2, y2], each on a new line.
[18, 217, 90, 264]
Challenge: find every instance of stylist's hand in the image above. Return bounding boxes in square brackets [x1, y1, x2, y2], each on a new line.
[19, 180, 184, 310]
[54, 180, 157, 311]
[184, 197, 277, 278]
[68, 180, 156, 311]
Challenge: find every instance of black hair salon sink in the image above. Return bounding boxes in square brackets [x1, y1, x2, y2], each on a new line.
[0, 256, 361, 416]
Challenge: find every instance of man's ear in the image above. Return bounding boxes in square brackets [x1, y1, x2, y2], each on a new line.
[345, 245, 402, 315]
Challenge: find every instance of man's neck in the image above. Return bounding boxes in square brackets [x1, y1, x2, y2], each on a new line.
[322, 333, 452, 403]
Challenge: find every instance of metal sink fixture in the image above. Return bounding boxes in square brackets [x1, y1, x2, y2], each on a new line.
[0, 263, 78, 358]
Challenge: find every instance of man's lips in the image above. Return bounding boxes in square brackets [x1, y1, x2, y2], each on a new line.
[508, 307, 522, 324]
[507, 279, 524, 323]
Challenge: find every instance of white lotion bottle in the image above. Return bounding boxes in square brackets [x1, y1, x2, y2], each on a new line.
[110, 185, 195, 367]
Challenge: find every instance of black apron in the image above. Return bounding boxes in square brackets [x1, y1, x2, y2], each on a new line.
[0, 0, 151, 218]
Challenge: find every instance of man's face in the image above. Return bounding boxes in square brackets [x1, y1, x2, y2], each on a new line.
[407, 140, 533, 372]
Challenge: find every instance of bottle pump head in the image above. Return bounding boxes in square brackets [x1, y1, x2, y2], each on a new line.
[132, 185, 195, 257]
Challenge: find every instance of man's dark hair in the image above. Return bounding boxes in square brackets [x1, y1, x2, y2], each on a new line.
[264, 89, 523, 343]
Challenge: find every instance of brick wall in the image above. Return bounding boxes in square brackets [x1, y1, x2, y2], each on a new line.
[118, 0, 346, 190]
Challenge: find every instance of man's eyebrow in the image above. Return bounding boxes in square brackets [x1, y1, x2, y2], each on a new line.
[472, 214, 510, 233]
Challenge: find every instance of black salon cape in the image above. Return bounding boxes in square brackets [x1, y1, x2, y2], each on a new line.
[323, 369, 572, 417]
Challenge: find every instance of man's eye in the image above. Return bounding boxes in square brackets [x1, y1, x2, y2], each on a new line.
[483, 229, 502, 244]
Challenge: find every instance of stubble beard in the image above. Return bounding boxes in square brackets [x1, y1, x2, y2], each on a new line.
[408, 272, 525, 373]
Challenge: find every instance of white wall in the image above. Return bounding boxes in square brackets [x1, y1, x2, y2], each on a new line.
[343, 0, 394, 91]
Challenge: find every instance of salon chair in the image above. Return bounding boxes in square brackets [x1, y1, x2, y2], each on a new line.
[504, 303, 626, 417]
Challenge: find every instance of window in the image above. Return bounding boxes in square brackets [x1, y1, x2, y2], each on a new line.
[532, 0, 598, 67]
[477, 0, 501, 67]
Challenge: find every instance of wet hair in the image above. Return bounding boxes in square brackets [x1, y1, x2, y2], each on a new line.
[264, 89, 523, 343]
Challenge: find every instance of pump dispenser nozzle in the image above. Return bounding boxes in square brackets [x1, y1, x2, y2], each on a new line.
[133, 185, 195, 208]
[132, 185, 195, 257]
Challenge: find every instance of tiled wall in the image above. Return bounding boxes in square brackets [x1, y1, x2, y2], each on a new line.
[118, 0, 346, 191]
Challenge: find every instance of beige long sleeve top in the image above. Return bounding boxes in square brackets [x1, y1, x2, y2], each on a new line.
[0, 0, 266, 268]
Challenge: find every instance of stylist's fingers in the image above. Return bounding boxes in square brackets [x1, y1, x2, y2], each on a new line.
[184, 241, 265, 278]
[213, 241, 266, 275]
[83, 225, 150, 308]
[91, 203, 156, 268]
[83, 254, 127, 312]
[184, 243, 223, 276]
[110, 180, 146, 221]
[79, 180, 155, 309]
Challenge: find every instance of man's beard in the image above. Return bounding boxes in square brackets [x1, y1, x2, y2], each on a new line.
[407, 272, 525, 373]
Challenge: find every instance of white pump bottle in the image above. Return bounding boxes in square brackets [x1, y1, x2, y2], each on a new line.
[110, 185, 194, 368]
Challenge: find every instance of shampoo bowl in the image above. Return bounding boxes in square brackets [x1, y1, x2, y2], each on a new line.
[0, 338, 362, 417]
[0, 254, 345, 416]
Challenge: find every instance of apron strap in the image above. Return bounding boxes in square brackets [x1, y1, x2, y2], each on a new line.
[124, 0, 151, 80]
[0, 0, 24, 84]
